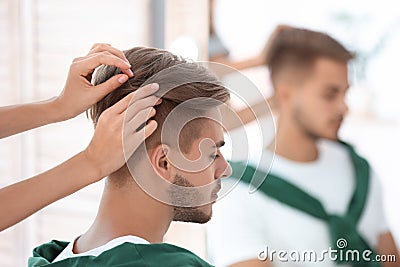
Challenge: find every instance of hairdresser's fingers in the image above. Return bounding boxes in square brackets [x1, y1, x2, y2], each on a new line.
[125, 96, 161, 121]
[106, 92, 136, 115]
[125, 107, 157, 133]
[129, 83, 160, 103]
[89, 43, 122, 57]
[86, 45, 133, 77]
[88, 43, 128, 62]
[72, 51, 131, 78]
[93, 73, 130, 96]
[106, 83, 161, 115]
[123, 120, 158, 157]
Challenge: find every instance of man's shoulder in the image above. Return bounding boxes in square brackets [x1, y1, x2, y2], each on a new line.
[135, 243, 215, 266]
[29, 240, 214, 267]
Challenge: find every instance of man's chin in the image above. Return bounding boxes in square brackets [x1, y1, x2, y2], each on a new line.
[324, 132, 340, 141]
[173, 216, 211, 224]
[322, 135, 339, 141]
[173, 207, 212, 224]
[317, 128, 340, 141]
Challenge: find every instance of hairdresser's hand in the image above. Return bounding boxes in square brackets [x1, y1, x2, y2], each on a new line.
[83, 83, 161, 180]
[54, 43, 134, 121]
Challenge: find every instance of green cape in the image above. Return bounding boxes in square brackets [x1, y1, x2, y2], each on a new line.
[28, 240, 214, 267]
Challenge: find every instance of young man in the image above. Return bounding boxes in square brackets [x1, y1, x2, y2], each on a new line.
[28, 47, 232, 266]
[207, 27, 399, 267]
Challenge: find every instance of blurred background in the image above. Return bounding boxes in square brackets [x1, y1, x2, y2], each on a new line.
[0, 0, 399, 266]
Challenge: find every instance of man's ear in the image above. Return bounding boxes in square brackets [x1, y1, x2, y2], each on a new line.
[150, 144, 173, 182]
[275, 76, 298, 110]
[275, 79, 290, 100]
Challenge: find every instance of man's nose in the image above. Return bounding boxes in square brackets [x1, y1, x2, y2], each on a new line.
[224, 162, 233, 178]
[216, 157, 232, 179]
[340, 99, 349, 116]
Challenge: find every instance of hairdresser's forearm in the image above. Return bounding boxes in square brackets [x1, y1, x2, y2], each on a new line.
[0, 151, 100, 231]
[0, 98, 66, 139]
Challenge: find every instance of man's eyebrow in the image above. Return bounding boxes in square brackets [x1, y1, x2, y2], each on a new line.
[213, 140, 225, 148]
[325, 84, 350, 93]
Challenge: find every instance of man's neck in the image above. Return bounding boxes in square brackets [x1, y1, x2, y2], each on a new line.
[74, 179, 173, 253]
[269, 114, 319, 162]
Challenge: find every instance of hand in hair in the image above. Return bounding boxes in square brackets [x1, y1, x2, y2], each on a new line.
[84, 82, 161, 179]
[0, 43, 134, 138]
[54, 43, 135, 120]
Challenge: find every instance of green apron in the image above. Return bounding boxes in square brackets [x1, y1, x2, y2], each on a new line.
[230, 141, 380, 267]
[28, 240, 214, 267]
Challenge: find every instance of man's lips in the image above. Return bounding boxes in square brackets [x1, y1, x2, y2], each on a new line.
[211, 184, 222, 200]
[331, 118, 343, 128]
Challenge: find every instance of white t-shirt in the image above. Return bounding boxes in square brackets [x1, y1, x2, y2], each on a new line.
[207, 139, 388, 267]
[53, 235, 150, 262]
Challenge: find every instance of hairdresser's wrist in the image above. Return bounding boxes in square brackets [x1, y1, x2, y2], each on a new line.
[36, 97, 71, 124]
[46, 96, 78, 122]
[77, 150, 105, 184]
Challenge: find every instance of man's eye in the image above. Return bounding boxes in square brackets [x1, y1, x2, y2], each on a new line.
[323, 94, 336, 101]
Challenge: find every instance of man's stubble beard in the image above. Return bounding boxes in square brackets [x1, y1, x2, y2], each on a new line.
[169, 174, 212, 224]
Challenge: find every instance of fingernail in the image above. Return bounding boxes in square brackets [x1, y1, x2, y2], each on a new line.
[156, 98, 162, 105]
[118, 75, 128, 83]
[124, 59, 131, 66]
[127, 69, 134, 77]
[151, 83, 159, 90]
